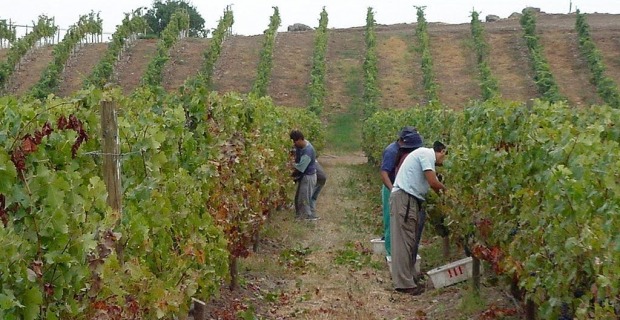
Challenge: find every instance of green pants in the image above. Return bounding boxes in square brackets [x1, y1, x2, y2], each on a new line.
[382, 185, 391, 256]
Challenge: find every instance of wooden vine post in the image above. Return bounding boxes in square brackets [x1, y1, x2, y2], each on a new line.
[101, 100, 123, 261]
[472, 256, 481, 295]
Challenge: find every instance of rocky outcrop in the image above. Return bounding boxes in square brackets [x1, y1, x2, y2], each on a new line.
[508, 12, 523, 19]
[522, 7, 542, 14]
[485, 15, 501, 22]
[287, 23, 313, 32]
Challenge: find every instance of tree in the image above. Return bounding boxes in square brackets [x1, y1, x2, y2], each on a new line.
[144, 0, 206, 37]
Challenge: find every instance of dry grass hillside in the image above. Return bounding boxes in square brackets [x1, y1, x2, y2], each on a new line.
[2, 13, 620, 109]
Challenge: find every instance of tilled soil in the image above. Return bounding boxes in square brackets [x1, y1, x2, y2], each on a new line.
[7, 45, 54, 96]
[211, 34, 264, 95]
[162, 37, 210, 92]
[113, 38, 158, 94]
[57, 43, 108, 97]
[268, 31, 314, 108]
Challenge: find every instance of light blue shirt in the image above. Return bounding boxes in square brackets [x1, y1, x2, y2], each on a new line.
[392, 147, 436, 200]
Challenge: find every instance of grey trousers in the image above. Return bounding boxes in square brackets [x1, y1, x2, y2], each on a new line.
[390, 189, 420, 289]
[311, 162, 326, 214]
[295, 173, 317, 218]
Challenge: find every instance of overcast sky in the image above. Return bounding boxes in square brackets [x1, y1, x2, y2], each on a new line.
[2, 0, 620, 37]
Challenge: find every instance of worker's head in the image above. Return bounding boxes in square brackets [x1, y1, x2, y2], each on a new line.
[433, 141, 447, 166]
[290, 130, 305, 148]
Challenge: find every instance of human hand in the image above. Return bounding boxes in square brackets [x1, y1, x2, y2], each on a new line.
[436, 173, 444, 183]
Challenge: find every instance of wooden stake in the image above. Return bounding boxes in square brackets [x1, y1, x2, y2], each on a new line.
[472, 256, 480, 295]
[101, 100, 122, 214]
[191, 298, 206, 320]
[101, 100, 123, 261]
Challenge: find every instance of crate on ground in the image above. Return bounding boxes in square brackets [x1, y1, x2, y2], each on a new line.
[426, 256, 480, 289]
[386, 255, 421, 274]
[370, 238, 386, 255]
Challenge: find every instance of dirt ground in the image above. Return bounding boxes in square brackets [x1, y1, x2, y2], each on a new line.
[6, 45, 54, 96]
[201, 152, 523, 320]
[0, 48, 7, 61]
[57, 43, 108, 97]
[268, 31, 315, 108]
[429, 28, 480, 109]
[113, 38, 158, 94]
[324, 29, 365, 113]
[376, 28, 423, 109]
[4, 13, 620, 107]
[162, 37, 211, 92]
[211, 34, 264, 95]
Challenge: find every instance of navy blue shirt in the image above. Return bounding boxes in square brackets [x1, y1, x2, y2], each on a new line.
[381, 141, 399, 183]
[294, 141, 317, 175]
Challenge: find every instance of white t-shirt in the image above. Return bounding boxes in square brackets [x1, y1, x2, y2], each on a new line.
[392, 147, 436, 200]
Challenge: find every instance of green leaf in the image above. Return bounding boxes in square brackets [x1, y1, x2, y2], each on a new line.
[0, 150, 17, 193]
[0, 291, 19, 309]
[23, 287, 42, 320]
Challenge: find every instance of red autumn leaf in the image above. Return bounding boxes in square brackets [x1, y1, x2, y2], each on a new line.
[22, 135, 37, 153]
[57, 116, 68, 130]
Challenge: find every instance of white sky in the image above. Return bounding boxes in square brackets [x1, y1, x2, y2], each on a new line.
[1, 0, 620, 37]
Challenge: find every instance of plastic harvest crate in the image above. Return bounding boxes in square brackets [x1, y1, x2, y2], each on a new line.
[426, 256, 479, 289]
[386, 255, 421, 274]
[370, 238, 386, 255]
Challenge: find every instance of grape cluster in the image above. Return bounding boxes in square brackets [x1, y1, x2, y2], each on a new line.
[10, 121, 54, 177]
[57, 114, 89, 158]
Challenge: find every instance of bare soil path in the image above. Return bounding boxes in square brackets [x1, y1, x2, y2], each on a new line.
[486, 29, 538, 102]
[429, 25, 480, 109]
[539, 29, 601, 106]
[57, 43, 108, 97]
[114, 39, 158, 94]
[205, 151, 522, 320]
[162, 37, 210, 92]
[268, 31, 314, 108]
[212, 35, 263, 95]
[0, 49, 7, 61]
[7, 45, 54, 96]
[376, 25, 423, 109]
[324, 29, 365, 113]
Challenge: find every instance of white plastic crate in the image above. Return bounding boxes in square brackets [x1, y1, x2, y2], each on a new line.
[370, 238, 386, 255]
[386, 255, 421, 274]
[426, 256, 480, 289]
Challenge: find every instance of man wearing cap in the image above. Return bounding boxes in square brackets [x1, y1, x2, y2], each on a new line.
[390, 141, 447, 295]
[379, 127, 423, 257]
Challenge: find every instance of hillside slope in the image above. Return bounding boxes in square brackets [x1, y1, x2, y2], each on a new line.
[212, 34, 263, 95]
[7, 45, 54, 96]
[114, 39, 158, 94]
[57, 43, 108, 97]
[376, 25, 423, 109]
[2, 13, 620, 109]
[324, 28, 365, 113]
[162, 37, 210, 91]
[268, 31, 314, 107]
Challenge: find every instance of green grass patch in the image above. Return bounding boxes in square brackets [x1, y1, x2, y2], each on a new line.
[340, 163, 382, 235]
[458, 287, 487, 314]
[334, 241, 382, 270]
[279, 245, 313, 270]
[326, 112, 362, 153]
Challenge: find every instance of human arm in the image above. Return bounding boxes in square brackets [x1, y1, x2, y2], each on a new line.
[424, 170, 445, 193]
[380, 170, 393, 190]
[293, 154, 311, 173]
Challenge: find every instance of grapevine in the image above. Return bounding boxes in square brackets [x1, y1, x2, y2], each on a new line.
[251, 7, 281, 97]
[308, 7, 328, 116]
[363, 7, 379, 118]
